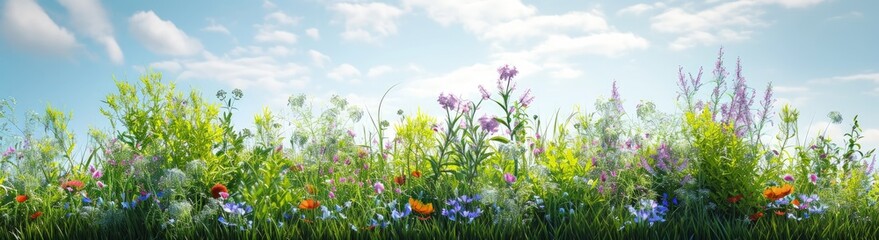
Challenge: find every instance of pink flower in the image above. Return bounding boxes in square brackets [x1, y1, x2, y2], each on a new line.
[96, 181, 106, 188]
[783, 174, 794, 182]
[328, 191, 336, 199]
[92, 170, 103, 179]
[348, 129, 356, 138]
[809, 173, 818, 184]
[219, 191, 230, 200]
[503, 173, 516, 184]
[374, 182, 385, 194]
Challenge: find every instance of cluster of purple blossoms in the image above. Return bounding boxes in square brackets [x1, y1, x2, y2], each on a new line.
[441, 195, 483, 223]
[519, 89, 535, 107]
[641, 143, 687, 175]
[479, 85, 491, 100]
[479, 115, 499, 133]
[497, 65, 519, 92]
[625, 199, 668, 226]
[437, 93, 460, 111]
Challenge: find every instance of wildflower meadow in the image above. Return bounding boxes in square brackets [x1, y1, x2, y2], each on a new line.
[2, 48, 879, 239]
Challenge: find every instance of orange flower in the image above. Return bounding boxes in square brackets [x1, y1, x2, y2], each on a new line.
[411, 171, 422, 178]
[394, 176, 406, 185]
[749, 212, 764, 222]
[211, 183, 228, 199]
[30, 211, 42, 220]
[762, 184, 793, 201]
[299, 199, 320, 210]
[775, 211, 786, 216]
[727, 194, 743, 204]
[409, 197, 434, 216]
[15, 195, 28, 203]
[791, 198, 800, 207]
[60, 180, 84, 192]
[305, 184, 317, 195]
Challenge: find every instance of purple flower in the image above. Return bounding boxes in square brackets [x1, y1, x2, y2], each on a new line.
[783, 174, 794, 182]
[503, 173, 516, 184]
[478, 115, 499, 133]
[2, 146, 14, 157]
[437, 93, 459, 111]
[223, 202, 253, 215]
[96, 181, 106, 188]
[532, 147, 544, 156]
[497, 65, 519, 82]
[611, 81, 624, 113]
[347, 130, 356, 138]
[809, 173, 818, 184]
[374, 181, 385, 194]
[478, 85, 491, 99]
[92, 170, 103, 179]
[328, 191, 336, 199]
[519, 89, 534, 107]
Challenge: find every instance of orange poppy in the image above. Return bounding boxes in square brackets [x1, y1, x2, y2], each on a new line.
[762, 184, 793, 201]
[791, 198, 800, 207]
[30, 211, 42, 220]
[211, 183, 228, 199]
[727, 194, 743, 204]
[299, 199, 320, 210]
[60, 180, 84, 192]
[775, 211, 786, 216]
[409, 197, 434, 216]
[305, 184, 316, 195]
[394, 176, 406, 185]
[411, 171, 422, 178]
[749, 212, 764, 222]
[15, 195, 28, 203]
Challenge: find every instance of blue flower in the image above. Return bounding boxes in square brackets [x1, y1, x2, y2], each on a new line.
[223, 202, 253, 215]
[82, 196, 92, 204]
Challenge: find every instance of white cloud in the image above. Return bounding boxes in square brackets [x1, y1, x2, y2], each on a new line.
[305, 28, 320, 40]
[367, 65, 393, 77]
[327, 63, 362, 83]
[263, 0, 276, 9]
[308, 50, 331, 67]
[129, 11, 203, 56]
[827, 11, 863, 21]
[402, 63, 499, 98]
[203, 20, 231, 35]
[829, 73, 879, 83]
[174, 53, 310, 91]
[255, 29, 298, 44]
[480, 11, 608, 41]
[149, 61, 182, 73]
[58, 0, 123, 64]
[758, 0, 825, 8]
[516, 33, 650, 58]
[330, 2, 405, 42]
[1, 0, 78, 56]
[403, 0, 536, 34]
[265, 11, 298, 26]
[617, 3, 654, 16]
[651, 0, 826, 50]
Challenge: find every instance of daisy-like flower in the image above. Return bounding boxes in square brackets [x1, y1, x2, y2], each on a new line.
[299, 199, 320, 210]
[61, 180, 84, 192]
[762, 184, 793, 201]
[409, 197, 434, 220]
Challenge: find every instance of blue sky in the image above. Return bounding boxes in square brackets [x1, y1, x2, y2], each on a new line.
[1, 0, 878, 154]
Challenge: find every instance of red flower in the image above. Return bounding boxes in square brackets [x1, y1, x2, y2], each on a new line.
[15, 195, 28, 203]
[775, 211, 786, 216]
[727, 194, 743, 204]
[210, 183, 228, 199]
[299, 199, 320, 210]
[60, 180, 84, 192]
[30, 211, 42, 220]
[750, 212, 764, 222]
[394, 175, 406, 185]
[411, 171, 422, 178]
